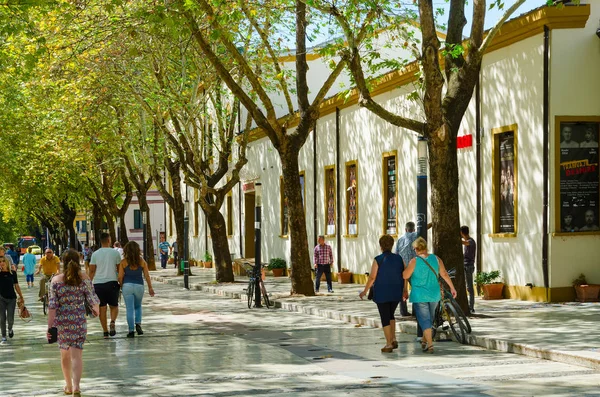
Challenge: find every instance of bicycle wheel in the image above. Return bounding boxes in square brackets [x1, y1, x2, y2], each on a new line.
[431, 302, 442, 340]
[42, 296, 48, 316]
[260, 281, 271, 309]
[447, 295, 472, 334]
[247, 281, 254, 309]
[443, 300, 467, 344]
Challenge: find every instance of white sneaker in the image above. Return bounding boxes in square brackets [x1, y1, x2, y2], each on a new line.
[0, 338, 7, 345]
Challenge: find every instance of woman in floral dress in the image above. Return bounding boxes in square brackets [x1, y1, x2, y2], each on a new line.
[47, 249, 99, 395]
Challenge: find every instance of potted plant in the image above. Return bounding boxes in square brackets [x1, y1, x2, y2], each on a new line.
[475, 270, 504, 300]
[268, 257, 286, 277]
[203, 251, 213, 268]
[338, 268, 353, 284]
[572, 274, 600, 302]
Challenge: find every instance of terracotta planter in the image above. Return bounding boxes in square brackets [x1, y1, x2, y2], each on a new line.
[272, 268, 284, 277]
[574, 284, 600, 302]
[482, 283, 504, 300]
[203, 261, 213, 268]
[338, 272, 353, 284]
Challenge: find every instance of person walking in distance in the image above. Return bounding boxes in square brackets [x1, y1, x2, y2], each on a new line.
[313, 235, 334, 293]
[88, 233, 122, 338]
[82, 244, 92, 274]
[395, 222, 418, 317]
[47, 249, 100, 395]
[171, 241, 178, 269]
[35, 249, 60, 302]
[158, 235, 170, 270]
[461, 226, 477, 313]
[118, 241, 155, 338]
[22, 247, 37, 288]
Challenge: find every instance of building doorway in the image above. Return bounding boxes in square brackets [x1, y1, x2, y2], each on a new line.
[244, 192, 255, 259]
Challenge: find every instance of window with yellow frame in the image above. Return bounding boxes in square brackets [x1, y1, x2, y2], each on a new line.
[491, 124, 518, 237]
[324, 165, 336, 236]
[345, 160, 358, 236]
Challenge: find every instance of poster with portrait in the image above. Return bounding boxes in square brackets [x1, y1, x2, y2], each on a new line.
[347, 163, 358, 235]
[325, 168, 336, 235]
[498, 132, 515, 233]
[559, 121, 600, 232]
[385, 157, 397, 235]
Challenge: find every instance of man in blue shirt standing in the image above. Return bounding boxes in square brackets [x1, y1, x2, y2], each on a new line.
[158, 234, 170, 270]
[461, 226, 477, 313]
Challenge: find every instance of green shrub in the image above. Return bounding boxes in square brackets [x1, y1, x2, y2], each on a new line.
[203, 251, 212, 262]
[475, 270, 501, 286]
[572, 273, 587, 286]
[268, 257, 286, 270]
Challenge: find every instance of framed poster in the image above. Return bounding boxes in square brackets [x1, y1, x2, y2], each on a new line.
[382, 151, 398, 236]
[491, 124, 518, 236]
[555, 117, 600, 233]
[345, 160, 358, 236]
[324, 165, 336, 236]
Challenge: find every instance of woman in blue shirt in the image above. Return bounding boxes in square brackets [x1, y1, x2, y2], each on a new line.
[359, 235, 407, 353]
[403, 237, 457, 354]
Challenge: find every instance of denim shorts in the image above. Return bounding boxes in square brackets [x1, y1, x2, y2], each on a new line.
[413, 301, 438, 331]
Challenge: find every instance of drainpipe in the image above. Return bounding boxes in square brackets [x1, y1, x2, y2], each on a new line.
[335, 108, 341, 272]
[476, 76, 482, 274]
[542, 25, 550, 300]
[313, 122, 318, 248]
[239, 182, 243, 258]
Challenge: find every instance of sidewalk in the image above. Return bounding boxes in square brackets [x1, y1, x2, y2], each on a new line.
[151, 267, 600, 370]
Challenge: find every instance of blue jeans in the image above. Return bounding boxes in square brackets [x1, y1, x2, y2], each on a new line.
[160, 254, 168, 269]
[122, 283, 145, 332]
[413, 301, 438, 331]
[26, 274, 34, 283]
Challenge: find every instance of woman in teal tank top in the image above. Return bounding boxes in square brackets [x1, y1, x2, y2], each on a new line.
[403, 237, 457, 354]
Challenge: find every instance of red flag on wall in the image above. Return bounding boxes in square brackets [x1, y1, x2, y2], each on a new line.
[457, 134, 473, 149]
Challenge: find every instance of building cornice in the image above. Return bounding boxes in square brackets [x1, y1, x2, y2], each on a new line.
[247, 4, 590, 143]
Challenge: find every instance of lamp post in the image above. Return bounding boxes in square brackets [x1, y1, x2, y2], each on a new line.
[116, 216, 121, 244]
[254, 183, 262, 308]
[142, 211, 148, 261]
[417, 136, 428, 240]
[183, 198, 190, 290]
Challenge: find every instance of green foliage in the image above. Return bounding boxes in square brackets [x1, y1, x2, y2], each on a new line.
[475, 270, 502, 285]
[572, 273, 588, 286]
[203, 251, 213, 262]
[268, 257, 286, 270]
[0, 214, 18, 244]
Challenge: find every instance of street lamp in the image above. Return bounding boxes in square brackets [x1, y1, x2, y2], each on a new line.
[254, 182, 262, 308]
[116, 216, 121, 244]
[417, 136, 428, 240]
[183, 198, 190, 290]
[142, 211, 148, 261]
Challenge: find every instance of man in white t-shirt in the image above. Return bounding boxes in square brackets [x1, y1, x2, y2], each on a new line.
[89, 233, 122, 338]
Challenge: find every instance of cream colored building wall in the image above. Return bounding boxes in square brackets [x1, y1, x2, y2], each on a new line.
[480, 33, 546, 288]
[549, 1, 600, 288]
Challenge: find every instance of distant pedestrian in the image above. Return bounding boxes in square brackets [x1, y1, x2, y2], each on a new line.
[0, 255, 24, 344]
[158, 235, 170, 270]
[395, 222, 418, 317]
[113, 241, 124, 260]
[83, 244, 92, 274]
[47, 249, 100, 395]
[461, 226, 476, 312]
[89, 233, 122, 338]
[6, 245, 19, 266]
[403, 237, 457, 354]
[118, 241, 155, 338]
[0, 247, 15, 271]
[172, 241, 178, 269]
[22, 247, 37, 288]
[313, 235, 334, 293]
[359, 235, 406, 352]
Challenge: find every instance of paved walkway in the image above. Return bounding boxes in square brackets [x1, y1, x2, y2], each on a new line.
[3, 270, 599, 396]
[151, 267, 600, 370]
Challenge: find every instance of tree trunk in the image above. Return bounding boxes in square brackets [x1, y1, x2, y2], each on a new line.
[139, 194, 157, 271]
[119, 217, 129, 245]
[107, 217, 116, 245]
[205, 207, 234, 282]
[280, 146, 314, 296]
[92, 204, 103, 248]
[428, 125, 469, 314]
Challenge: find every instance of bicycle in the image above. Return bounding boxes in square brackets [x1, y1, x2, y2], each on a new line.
[431, 270, 471, 344]
[242, 262, 270, 309]
[445, 268, 472, 334]
[42, 273, 56, 316]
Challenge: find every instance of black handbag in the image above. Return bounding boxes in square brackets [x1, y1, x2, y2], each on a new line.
[367, 287, 374, 300]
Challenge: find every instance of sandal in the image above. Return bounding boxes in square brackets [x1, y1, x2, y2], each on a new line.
[420, 340, 427, 351]
[425, 344, 434, 354]
[391, 341, 398, 349]
[381, 345, 394, 353]
[109, 321, 116, 337]
[73, 391, 81, 396]
[64, 386, 72, 395]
